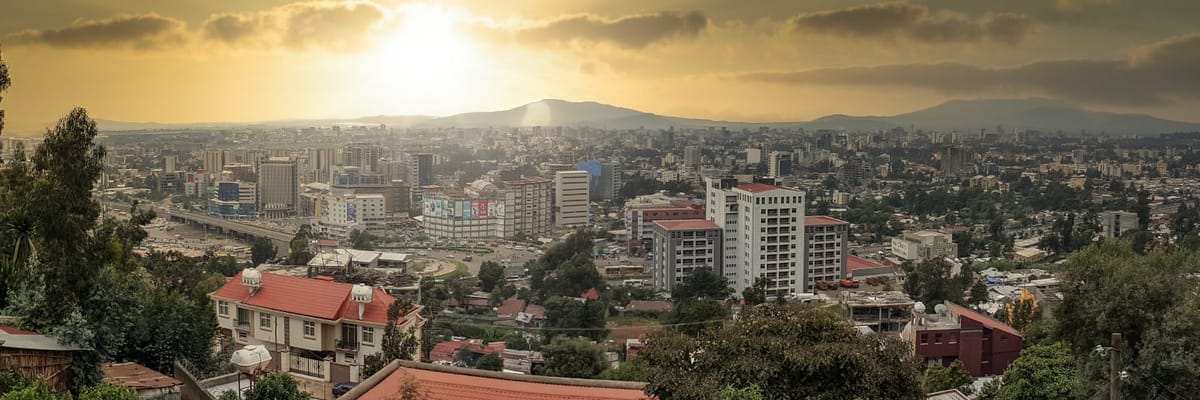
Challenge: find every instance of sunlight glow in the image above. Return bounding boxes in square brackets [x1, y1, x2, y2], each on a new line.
[359, 4, 483, 104]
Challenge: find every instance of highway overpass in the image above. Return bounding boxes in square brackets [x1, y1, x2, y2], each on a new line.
[105, 201, 296, 254]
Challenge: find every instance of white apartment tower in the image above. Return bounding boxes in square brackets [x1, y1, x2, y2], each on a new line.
[732, 183, 806, 298]
[554, 170, 590, 228]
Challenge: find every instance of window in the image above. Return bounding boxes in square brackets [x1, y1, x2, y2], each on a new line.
[362, 327, 375, 344]
[920, 334, 929, 345]
[260, 313, 272, 330]
[303, 321, 316, 338]
[218, 301, 229, 316]
[935, 334, 943, 344]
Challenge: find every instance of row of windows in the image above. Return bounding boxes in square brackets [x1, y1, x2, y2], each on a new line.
[221, 302, 376, 344]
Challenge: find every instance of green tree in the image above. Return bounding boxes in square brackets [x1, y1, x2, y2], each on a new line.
[123, 288, 219, 375]
[922, 360, 974, 395]
[78, 382, 139, 400]
[967, 279, 988, 306]
[667, 299, 729, 337]
[250, 237, 276, 265]
[1005, 296, 1041, 335]
[242, 373, 307, 400]
[349, 229, 377, 250]
[362, 299, 421, 377]
[285, 224, 315, 266]
[993, 343, 1080, 400]
[903, 258, 965, 308]
[638, 304, 922, 400]
[741, 277, 768, 306]
[716, 385, 765, 400]
[1128, 290, 1200, 398]
[670, 268, 732, 302]
[477, 261, 504, 292]
[475, 352, 503, 371]
[542, 296, 607, 341]
[0, 379, 65, 400]
[597, 361, 648, 382]
[539, 336, 607, 378]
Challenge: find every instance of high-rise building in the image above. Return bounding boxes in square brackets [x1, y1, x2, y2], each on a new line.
[554, 170, 590, 228]
[652, 220, 722, 291]
[600, 162, 623, 202]
[500, 176, 553, 239]
[940, 146, 974, 178]
[308, 148, 342, 183]
[745, 148, 762, 164]
[406, 153, 434, 186]
[317, 193, 388, 238]
[804, 216, 849, 290]
[706, 178, 805, 298]
[767, 151, 793, 177]
[684, 146, 701, 170]
[202, 149, 226, 174]
[163, 155, 177, 173]
[625, 192, 705, 256]
[345, 143, 384, 173]
[258, 157, 299, 218]
[840, 153, 873, 186]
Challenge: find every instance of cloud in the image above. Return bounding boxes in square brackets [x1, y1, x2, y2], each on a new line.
[201, 0, 388, 51]
[1056, 0, 1117, 13]
[2, 13, 186, 50]
[478, 11, 709, 49]
[786, 2, 1035, 45]
[734, 33, 1200, 106]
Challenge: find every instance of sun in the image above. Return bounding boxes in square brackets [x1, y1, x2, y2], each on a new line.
[358, 4, 482, 102]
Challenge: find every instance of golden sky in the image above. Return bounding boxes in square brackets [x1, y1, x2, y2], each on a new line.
[1, 0, 1198, 134]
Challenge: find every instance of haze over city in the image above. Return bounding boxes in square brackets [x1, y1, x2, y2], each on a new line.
[1, 0, 1199, 134]
[4, 1, 1200, 400]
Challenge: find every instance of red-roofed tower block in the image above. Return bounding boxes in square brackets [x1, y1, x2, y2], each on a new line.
[209, 269, 424, 384]
[804, 216, 849, 291]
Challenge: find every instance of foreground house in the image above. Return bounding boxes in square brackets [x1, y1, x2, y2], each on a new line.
[210, 269, 423, 383]
[0, 325, 85, 392]
[341, 360, 652, 400]
[902, 301, 1023, 377]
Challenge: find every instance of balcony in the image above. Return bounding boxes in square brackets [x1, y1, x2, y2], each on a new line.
[335, 339, 359, 352]
[233, 319, 250, 332]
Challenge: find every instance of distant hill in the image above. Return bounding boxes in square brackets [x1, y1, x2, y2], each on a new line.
[95, 98, 1200, 135]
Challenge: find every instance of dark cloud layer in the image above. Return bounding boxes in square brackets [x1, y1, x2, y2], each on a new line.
[3, 13, 185, 50]
[202, 1, 386, 51]
[499, 11, 709, 49]
[737, 33, 1200, 106]
[787, 2, 1035, 45]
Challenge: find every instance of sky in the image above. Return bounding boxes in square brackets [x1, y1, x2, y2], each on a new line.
[0, 0, 1198, 135]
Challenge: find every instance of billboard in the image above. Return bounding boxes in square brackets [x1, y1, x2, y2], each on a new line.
[347, 202, 357, 222]
[460, 200, 472, 219]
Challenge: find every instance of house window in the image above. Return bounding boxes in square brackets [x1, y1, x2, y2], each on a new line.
[237, 332, 247, 341]
[935, 334, 943, 344]
[303, 321, 316, 338]
[260, 313, 272, 330]
[218, 301, 229, 316]
[362, 327, 375, 344]
[920, 334, 929, 345]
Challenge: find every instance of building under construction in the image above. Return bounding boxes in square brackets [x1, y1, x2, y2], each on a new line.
[838, 291, 915, 335]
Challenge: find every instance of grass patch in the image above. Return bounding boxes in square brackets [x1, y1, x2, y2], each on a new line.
[433, 261, 470, 280]
[410, 262, 427, 272]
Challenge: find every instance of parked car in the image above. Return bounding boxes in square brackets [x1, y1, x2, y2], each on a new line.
[332, 382, 358, 397]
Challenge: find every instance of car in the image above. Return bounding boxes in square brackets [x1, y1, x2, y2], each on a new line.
[332, 381, 358, 397]
[463, 255, 473, 261]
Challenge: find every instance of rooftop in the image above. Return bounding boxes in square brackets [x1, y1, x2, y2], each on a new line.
[733, 182, 782, 193]
[653, 219, 719, 231]
[347, 360, 652, 400]
[805, 216, 848, 226]
[211, 270, 403, 325]
[846, 255, 885, 272]
[102, 362, 181, 390]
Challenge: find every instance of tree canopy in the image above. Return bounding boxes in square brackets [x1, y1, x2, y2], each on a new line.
[539, 336, 607, 379]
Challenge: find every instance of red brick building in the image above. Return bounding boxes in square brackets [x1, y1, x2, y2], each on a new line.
[625, 200, 705, 257]
[904, 302, 1023, 377]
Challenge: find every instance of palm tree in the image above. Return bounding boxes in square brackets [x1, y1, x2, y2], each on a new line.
[1, 208, 37, 276]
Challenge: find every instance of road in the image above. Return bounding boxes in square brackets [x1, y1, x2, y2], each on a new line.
[104, 200, 296, 251]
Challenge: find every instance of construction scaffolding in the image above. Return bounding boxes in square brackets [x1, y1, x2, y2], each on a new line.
[839, 291, 915, 335]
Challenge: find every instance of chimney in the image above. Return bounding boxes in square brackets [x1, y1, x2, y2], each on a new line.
[242, 268, 263, 296]
[351, 284, 373, 320]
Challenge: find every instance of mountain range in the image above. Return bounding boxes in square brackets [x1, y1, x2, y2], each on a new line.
[96, 98, 1200, 136]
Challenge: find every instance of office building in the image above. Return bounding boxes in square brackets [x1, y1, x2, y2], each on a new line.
[406, 153, 434, 187]
[891, 230, 956, 262]
[652, 220, 722, 291]
[705, 176, 743, 286]
[209, 181, 257, 219]
[705, 177, 805, 298]
[804, 216, 849, 289]
[345, 143, 384, 173]
[683, 146, 701, 170]
[499, 176, 553, 240]
[258, 157, 299, 218]
[940, 146, 974, 178]
[575, 160, 623, 202]
[317, 193, 388, 238]
[202, 149, 226, 174]
[1100, 210, 1138, 238]
[163, 155, 176, 173]
[902, 302, 1023, 376]
[744, 148, 762, 164]
[767, 151, 792, 177]
[553, 170, 590, 228]
[625, 192, 704, 257]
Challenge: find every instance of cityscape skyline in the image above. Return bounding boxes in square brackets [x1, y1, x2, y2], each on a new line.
[2, 0, 1199, 135]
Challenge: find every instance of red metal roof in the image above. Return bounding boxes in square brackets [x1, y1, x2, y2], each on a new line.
[735, 183, 782, 193]
[946, 302, 1022, 337]
[429, 340, 505, 363]
[846, 255, 884, 272]
[211, 271, 399, 324]
[653, 219, 719, 231]
[580, 288, 601, 301]
[804, 216, 848, 226]
[496, 298, 526, 318]
[358, 366, 653, 400]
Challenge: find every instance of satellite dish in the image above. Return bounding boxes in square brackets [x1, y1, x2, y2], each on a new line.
[913, 302, 927, 314]
[934, 304, 948, 315]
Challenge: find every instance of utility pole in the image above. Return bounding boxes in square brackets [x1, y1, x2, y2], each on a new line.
[1110, 332, 1122, 400]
